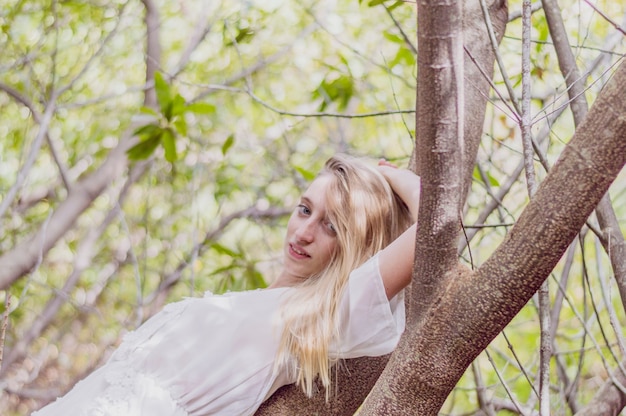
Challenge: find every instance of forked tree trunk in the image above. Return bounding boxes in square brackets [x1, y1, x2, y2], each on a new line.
[363, 58, 626, 414]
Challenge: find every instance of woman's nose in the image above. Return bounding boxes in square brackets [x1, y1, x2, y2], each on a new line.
[295, 220, 315, 243]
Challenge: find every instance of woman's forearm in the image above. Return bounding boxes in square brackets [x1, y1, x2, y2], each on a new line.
[377, 162, 421, 221]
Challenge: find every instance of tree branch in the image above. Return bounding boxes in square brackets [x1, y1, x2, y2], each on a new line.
[0, 160, 148, 377]
[542, 2, 626, 411]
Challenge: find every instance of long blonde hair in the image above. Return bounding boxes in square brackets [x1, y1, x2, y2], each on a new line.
[275, 154, 413, 398]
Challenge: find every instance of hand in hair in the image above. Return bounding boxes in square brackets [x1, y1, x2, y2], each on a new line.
[377, 159, 420, 222]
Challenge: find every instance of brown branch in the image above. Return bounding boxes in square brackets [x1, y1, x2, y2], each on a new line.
[141, 0, 161, 109]
[0, 97, 58, 223]
[575, 362, 626, 415]
[583, 0, 626, 37]
[145, 205, 291, 311]
[542, 2, 626, 412]
[0, 161, 149, 377]
[0, 293, 10, 373]
[508, 2, 542, 22]
[0, 0, 162, 290]
[257, 355, 390, 415]
[171, 11, 215, 77]
[0, 83, 71, 190]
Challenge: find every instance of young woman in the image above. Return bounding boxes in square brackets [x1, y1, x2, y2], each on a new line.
[32, 154, 421, 416]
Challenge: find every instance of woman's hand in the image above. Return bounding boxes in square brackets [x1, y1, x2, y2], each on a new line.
[377, 159, 420, 222]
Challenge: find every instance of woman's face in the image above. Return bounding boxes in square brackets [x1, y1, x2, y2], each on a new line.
[282, 175, 339, 283]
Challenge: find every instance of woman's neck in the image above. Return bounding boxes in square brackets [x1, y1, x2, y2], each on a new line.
[268, 271, 307, 289]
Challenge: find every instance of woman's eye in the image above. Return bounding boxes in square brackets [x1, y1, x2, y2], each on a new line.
[297, 204, 311, 215]
[326, 221, 337, 235]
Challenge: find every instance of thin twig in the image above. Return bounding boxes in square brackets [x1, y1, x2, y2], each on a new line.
[0, 95, 58, 223]
[0, 292, 11, 373]
[583, 0, 626, 36]
[484, 349, 527, 416]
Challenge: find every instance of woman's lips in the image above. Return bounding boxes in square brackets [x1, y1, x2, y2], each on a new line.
[289, 243, 310, 259]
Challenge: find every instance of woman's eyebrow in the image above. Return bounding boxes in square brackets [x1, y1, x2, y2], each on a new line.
[300, 196, 313, 206]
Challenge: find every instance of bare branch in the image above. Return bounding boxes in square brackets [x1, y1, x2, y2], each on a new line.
[575, 361, 626, 415]
[141, 0, 161, 108]
[192, 24, 318, 102]
[0, 133, 135, 290]
[0, 0, 162, 289]
[541, 3, 626, 411]
[0, 293, 10, 373]
[508, 1, 542, 22]
[146, 205, 291, 308]
[0, 161, 149, 376]
[0, 96, 58, 223]
[583, 0, 626, 37]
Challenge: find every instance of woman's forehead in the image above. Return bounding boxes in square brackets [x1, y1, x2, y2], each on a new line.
[302, 175, 332, 201]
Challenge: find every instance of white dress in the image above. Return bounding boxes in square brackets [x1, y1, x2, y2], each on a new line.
[32, 254, 405, 416]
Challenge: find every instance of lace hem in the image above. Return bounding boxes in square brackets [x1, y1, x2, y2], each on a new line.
[82, 365, 188, 416]
[84, 366, 135, 416]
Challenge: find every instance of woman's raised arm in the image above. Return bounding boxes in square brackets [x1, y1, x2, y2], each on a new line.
[377, 161, 420, 300]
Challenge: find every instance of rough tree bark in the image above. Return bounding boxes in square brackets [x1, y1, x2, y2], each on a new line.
[409, 0, 465, 323]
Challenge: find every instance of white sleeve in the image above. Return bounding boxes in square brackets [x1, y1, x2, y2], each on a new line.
[330, 253, 406, 359]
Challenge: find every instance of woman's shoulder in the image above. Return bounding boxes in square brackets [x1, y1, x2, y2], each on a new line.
[348, 252, 382, 282]
[332, 252, 405, 358]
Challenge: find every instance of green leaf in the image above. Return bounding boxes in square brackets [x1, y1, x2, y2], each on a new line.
[485, 171, 500, 187]
[170, 93, 186, 118]
[127, 133, 162, 160]
[387, 1, 403, 11]
[245, 265, 266, 289]
[172, 117, 188, 137]
[235, 27, 254, 43]
[225, 27, 255, 46]
[312, 75, 355, 111]
[295, 165, 316, 181]
[472, 166, 500, 187]
[154, 72, 172, 119]
[383, 32, 404, 44]
[139, 106, 159, 117]
[162, 128, 177, 163]
[132, 123, 161, 138]
[210, 264, 238, 276]
[389, 46, 415, 68]
[211, 243, 240, 258]
[186, 102, 216, 115]
[221, 134, 235, 155]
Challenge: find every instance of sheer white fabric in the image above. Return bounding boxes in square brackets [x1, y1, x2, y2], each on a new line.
[32, 253, 404, 416]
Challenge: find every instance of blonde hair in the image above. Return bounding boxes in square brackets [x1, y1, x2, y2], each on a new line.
[275, 154, 413, 398]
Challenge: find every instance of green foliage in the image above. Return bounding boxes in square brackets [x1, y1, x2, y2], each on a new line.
[221, 134, 235, 156]
[312, 74, 355, 111]
[473, 165, 500, 187]
[127, 72, 216, 163]
[294, 165, 316, 181]
[224, 25, 255, 47]
[361, 0, 404, 10]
